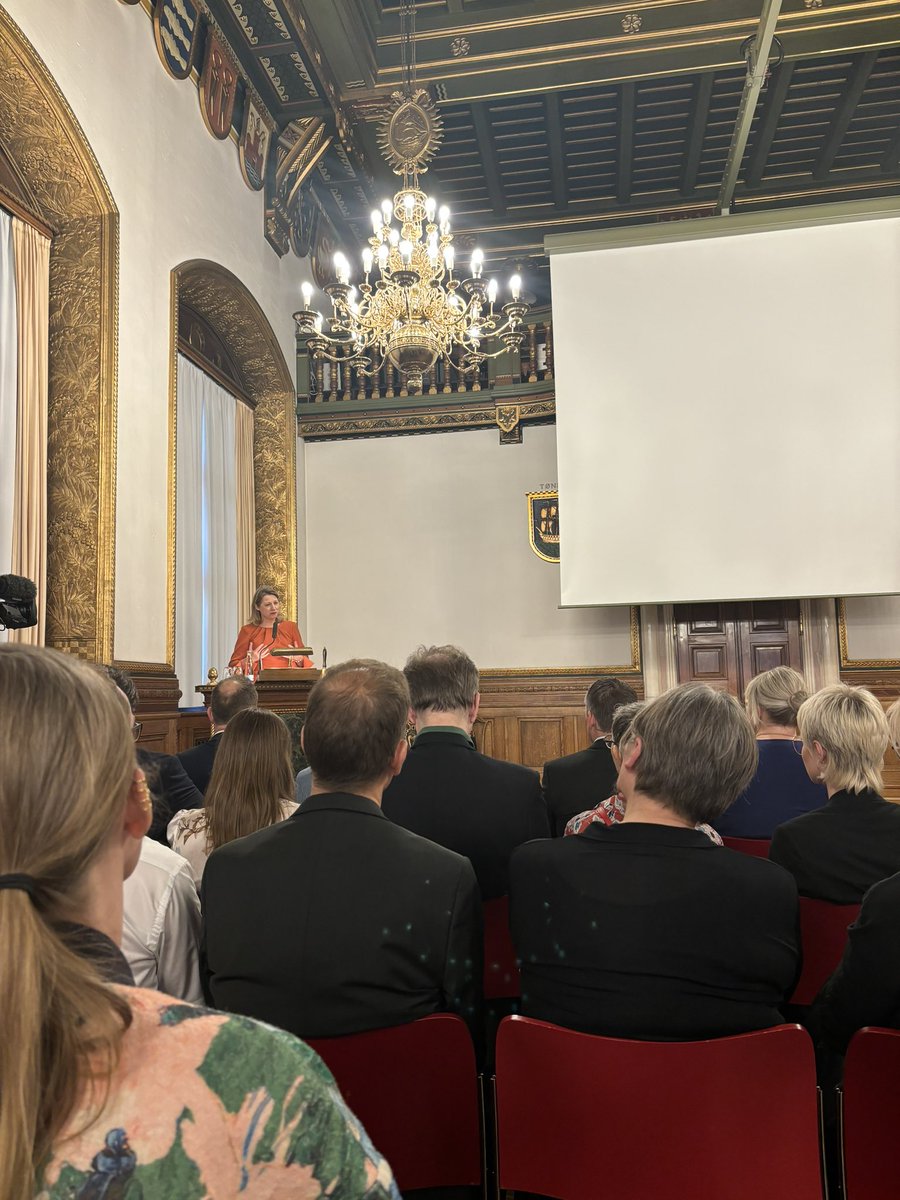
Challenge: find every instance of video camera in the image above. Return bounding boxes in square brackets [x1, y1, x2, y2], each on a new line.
[0, 574, 38, 630]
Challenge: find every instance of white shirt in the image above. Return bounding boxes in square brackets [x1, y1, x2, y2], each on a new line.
[122, 837, 203, 1003]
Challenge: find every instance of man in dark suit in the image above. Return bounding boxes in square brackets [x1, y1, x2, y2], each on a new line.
[177, 676, 257, 794]
[202, 658, 482, 1044]
[96, 664, 203, 843]
[541, 676, 638, 835]
[382, 645, 548, 899]
[511, 683, 801, 1040]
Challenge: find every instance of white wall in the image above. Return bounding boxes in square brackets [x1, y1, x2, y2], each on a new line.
[302, 425, 634, 669]
[843, 596, 900, 663]
[3, 0, 303, 663]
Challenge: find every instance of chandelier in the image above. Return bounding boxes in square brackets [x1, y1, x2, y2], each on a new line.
[293, 2, 529, 394]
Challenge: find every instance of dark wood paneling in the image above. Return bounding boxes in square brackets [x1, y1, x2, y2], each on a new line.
[676, 601, 802, 697]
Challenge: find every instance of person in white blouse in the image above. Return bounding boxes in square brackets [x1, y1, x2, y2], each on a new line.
[122, 837, 203, 1002]
[169, 708, 299, 885]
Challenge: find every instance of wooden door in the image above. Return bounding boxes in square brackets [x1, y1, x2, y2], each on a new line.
[675, 601, 802, 697]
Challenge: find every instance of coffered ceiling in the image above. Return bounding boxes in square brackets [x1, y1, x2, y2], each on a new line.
[207, 0, 900, 296]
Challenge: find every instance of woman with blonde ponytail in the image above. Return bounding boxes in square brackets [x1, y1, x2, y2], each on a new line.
[715, 666, 827, 839]
[0, 644, 398, 1200]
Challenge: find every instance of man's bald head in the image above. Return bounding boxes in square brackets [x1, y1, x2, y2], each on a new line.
[210, 676, 258, 727]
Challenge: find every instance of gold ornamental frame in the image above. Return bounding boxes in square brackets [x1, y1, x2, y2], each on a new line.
[837, 598, 900, 670]
[0, 7, 119, 662]
[169, 262, 298, 669]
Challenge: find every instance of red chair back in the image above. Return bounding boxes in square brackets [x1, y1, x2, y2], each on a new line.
[790, 898, 860, 1006]
[842, 1027, 900, 1200]
[494, 1016, 822, 1200]
[483, 895, 520, 999]
[307, 1014, 481, 1192]
[722, 836, 772, 858]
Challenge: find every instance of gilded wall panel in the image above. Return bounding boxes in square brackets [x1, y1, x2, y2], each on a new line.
[0, 8, 118, 661]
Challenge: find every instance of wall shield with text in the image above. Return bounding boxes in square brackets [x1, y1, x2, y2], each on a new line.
[199, 28, 238, 140]
[239, 96, 270, 191]
[528, 489, 561, 562]
[153, 0, 200, 81]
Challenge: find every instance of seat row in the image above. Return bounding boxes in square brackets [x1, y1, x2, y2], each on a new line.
[309, 1014, 900, 1200]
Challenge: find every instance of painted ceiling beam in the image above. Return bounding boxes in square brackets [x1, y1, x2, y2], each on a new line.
[717, 0, 784, 213]
[681, 72, 715, 196]
[617, 83, 636, 205]
[814, 51, 879, 180]
[472, 105, 507, 216]
[744, 60, 795, 188]
[544, 94, 568, 210]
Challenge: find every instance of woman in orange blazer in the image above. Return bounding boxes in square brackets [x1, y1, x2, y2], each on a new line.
[229, 586, 312, 672]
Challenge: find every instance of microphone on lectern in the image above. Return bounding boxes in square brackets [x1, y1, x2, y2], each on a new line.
[322, 647, 327, 670]
[272, 617, 280, 641]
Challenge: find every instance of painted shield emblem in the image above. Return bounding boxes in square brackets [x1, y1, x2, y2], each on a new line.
[153, 0, 200, 81]
[528, 489, 561, 562]
[239, 97, 271, 191]
[199, 29, 238, 139]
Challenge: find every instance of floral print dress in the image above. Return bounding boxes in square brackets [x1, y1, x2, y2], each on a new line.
[37, 987, 399, 1199]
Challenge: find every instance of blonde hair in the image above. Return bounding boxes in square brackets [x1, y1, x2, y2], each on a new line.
[797, 683, 889, 795]
[887, 697, 900, 758]
[0, 644, 135, 1196]
[204, 708, 294, 852]
[250, 585, 282, 626]
[744, 666, 808, 732]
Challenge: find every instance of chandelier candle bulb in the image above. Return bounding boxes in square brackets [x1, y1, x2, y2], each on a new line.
[444, 245, 455, 273]
[362, 248, 374, 276]
[487, 278, 498, 305]
[381, 198, 393, 219]
[388, 228, 400, 247]
[399, 240, 413, 265]
[425, 196, 437, 221]
[301, 281, 313, 308]
[371, 210, 382, 235]
[510, 274, 522, 301]
[377, 243, 389, 269]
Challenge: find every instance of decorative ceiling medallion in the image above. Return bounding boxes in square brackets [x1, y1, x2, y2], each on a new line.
[621, 12, 642, 33]
[153, 0, 201, 81]
[377, 88, 444, 177]
[199, 28, 238, 139]
[451, 37, 471, 57]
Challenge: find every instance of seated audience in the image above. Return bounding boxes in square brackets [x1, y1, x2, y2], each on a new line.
[381, 644, 548, 898]
[565, 701, 723, 845]
[0, 643, 399, 1199]
[169, 708, 298, 885]
[811, 868, 900, 1055]
[296, 762, 313, 805]
[542, 676, 638, 835]
[202, 659, 482, 1043]
[97, 664, 203, 843]
[716, 666, 827, 838]
[769, 684, 898, 903]
[123, 837, 203, 1002]
[511, 683, 800, 1040]
[176, 675, 257, 794]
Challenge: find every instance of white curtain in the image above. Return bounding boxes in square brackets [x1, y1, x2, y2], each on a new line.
[0, 211, 17, 643]
[175, 355, 236, 706]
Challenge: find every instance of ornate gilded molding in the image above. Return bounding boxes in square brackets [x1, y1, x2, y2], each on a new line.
[0, 7, 118, 662]
[298, 394, 555, 441]
[171, 263, 298, 658]
[265, 116, 332, 257]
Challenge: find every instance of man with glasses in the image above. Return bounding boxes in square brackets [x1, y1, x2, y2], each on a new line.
[542, 677, 638, 836]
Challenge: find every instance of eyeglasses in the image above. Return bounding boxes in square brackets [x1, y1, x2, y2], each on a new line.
[131, 721, 143, 742]
[603, 736, 616, 750]
[791, 738, 804, 756]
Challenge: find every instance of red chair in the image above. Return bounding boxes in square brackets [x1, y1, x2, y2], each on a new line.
[494, 1016, 823, 1200]
[841, 1027, 900, 1200]
[307, 1014, 482, 1194]
[790, 898, 860, 1006]
[483, 895, 520, 999]
[722, 836, 772, 858]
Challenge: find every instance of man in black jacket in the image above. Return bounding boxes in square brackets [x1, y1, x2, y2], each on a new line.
[202, 658, 482, 1044]
[382, 645, 548, 898]
[177, 676, 257, 794]
[541, 676, 638, 835]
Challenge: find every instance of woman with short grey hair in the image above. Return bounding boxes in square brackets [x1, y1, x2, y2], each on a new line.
[716, 666, 827, 839]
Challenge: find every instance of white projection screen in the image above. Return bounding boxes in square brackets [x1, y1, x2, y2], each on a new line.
[549, 211, 900, 607]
